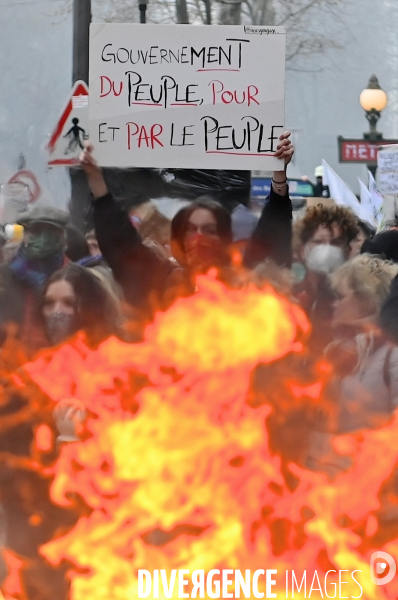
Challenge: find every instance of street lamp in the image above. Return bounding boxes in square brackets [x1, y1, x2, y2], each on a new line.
[338, 75, 395, 177]
[359, 75, 388, 141]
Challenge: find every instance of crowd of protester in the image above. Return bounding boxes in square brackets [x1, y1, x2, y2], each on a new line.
[2, 131, 398, 596]
[1, 131, 398, 448]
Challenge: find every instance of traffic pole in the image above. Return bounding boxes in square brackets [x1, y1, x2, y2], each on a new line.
[70, 0, 91, 231]
[139, 0, 148, 23]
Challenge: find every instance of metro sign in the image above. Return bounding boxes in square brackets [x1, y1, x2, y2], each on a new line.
[338, 136, 398, 165]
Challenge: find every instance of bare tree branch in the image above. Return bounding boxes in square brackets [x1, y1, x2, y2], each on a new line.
[202, 0, 212, 24]
[58, 0, 346, 64]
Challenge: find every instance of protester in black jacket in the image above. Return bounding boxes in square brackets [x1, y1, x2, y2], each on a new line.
[79, 132, 294, 319]
[243, 183, 292, 269]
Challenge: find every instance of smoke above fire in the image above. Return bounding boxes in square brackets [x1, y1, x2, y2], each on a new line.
[1, 276, 398, 599]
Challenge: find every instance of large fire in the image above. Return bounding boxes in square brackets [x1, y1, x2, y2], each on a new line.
[1, 275, 398, 599]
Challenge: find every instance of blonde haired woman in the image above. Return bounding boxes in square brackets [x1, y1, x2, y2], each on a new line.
[325, 255, 398, 434]
[306, 255, 398, 477]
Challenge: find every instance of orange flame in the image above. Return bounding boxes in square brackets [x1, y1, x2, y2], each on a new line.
[2, 550, 24, 599]
[1, 276, 398, 599]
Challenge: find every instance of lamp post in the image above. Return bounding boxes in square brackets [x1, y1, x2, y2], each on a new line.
[338, 76, 395, 174]
[139, 0, 149, 23]
[359, 75, 388, 176]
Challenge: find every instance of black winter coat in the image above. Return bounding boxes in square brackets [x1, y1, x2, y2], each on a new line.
[92, 186, 292, 318]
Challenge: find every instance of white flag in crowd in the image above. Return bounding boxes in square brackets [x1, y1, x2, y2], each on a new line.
[358, 178, 376, 228]
[322, 160, 374, 227]
[368, 170, 384, 228]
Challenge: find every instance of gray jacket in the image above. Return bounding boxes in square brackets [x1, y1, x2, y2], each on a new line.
[306, 334, 398, 478]
[338, 336, 398, 432]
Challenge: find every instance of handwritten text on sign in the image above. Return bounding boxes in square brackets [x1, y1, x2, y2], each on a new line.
[378, 145, 398, 194]
[89, 24, 286, 170]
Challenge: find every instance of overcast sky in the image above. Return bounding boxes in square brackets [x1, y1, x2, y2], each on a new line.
[0, 0, 397, 208]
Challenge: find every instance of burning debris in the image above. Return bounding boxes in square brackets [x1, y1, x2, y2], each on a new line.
[0, 276, 397, 599]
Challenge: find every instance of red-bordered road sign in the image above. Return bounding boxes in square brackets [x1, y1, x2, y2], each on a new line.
[47, 80, 89, 167]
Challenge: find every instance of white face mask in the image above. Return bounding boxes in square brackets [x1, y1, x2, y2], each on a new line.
[45, 312, 77, 345]
[305, 244, 345, 274]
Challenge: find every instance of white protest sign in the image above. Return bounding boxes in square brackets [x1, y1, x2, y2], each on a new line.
[378, 172, 398, 194]
[378, 144, 398, 194]
[89, 24, 286, 170]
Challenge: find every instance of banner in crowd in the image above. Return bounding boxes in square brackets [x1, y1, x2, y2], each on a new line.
[378, 144, 398, 194]
[89, 24, 286, 170]
[322, 160, 385, 230]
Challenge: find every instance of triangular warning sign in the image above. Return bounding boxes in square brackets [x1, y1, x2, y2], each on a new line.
[47, 80, 89, 167]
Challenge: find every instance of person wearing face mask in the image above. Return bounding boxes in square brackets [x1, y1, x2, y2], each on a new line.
[292, 203, 359, 352]
[79, 133, 294, 321]
[170, 196, 232, 277]
[0, 263, 124, 599]
[0, 211, 74, 599]
[41, 264, 122, 347]
[0, 206, 70, 351]
[40, 264, 124, 447]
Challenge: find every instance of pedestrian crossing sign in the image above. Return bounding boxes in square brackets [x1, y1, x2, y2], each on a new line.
[47, 80, 89, 167]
